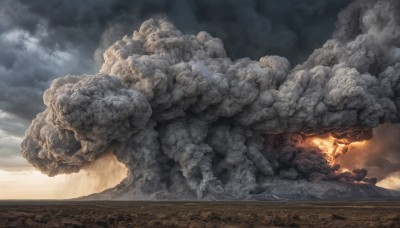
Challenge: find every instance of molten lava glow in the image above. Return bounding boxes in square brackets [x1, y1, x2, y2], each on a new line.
[305, 135, 366, 165]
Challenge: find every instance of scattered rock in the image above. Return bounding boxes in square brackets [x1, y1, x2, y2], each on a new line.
[96, 219, 108, 226]
[106, 215, 115, 224]
[0, 211, 33, 220]
[200, 211, 219, 220]
[380, 221, 396, 227]
[292, 214, 301, 220]
[24, 219, 41, 226]
[331, 214, 346, 220]
[386, 214, 400, 221]
[34, 214, 49, 223]
[370, 214, 380, 222]
[156, 213, 168, 219]
[117, 221, 133, 228]
[188, 221, 205, 228]
[273, 215, 285, 226]
[0, 201, 398, 227]
[60, 217, 83, 226]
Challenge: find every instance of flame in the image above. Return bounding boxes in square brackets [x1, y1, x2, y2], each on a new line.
[305, 135, 366, 164]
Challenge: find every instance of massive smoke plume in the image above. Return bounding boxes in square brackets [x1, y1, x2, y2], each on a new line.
[0, 0, 348, 123]
[22, 0, 400, 199]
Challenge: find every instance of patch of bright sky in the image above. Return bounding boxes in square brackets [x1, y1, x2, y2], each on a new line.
[0, 170, 67, 199]
[377, 171, 400, 191]
[0, 153, 127, 199]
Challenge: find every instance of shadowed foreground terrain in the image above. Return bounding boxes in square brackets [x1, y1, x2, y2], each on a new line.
[0, 201, 400, 227]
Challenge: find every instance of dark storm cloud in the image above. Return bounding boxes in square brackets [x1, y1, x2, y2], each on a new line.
[0, 30, 95, 121]
[0, 122, 31, 171]
[0, 0, 96, 123]
[16, 0, 350, 62]
[0, 112, 29, 137]
[0, 0, 349, 124]
[0, 136, 20, 157]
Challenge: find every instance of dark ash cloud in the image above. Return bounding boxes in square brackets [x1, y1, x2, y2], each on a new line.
[21, 0, 400, 199]
[0, 0, 350, 173]
[0, 0, 349, 122]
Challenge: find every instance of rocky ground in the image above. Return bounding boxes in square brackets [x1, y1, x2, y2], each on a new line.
[0, 200, 399, 227]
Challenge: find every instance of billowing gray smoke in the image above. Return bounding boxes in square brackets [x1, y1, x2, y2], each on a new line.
[22, 0, 400, 199]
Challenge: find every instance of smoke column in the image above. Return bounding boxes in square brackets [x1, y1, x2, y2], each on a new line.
[22, 0, 400, 199]
[55, 153, 128, 198]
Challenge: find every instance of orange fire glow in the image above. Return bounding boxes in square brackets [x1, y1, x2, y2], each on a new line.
[305, 135, 366, 164]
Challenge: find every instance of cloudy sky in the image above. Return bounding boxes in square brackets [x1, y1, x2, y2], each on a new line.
[0, 0, 353, 198]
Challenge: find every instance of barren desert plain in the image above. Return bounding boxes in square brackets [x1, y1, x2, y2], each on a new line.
[0, 200, 399, 227]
